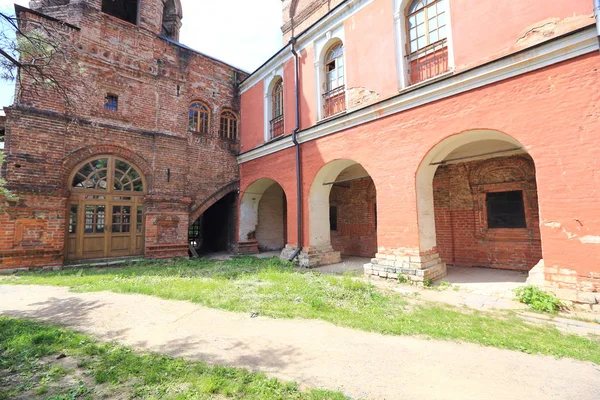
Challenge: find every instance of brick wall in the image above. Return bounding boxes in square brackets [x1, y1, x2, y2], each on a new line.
[433, 155, 542, 271]
[0, 3, 246, 269]
[329, 177, 377, 258]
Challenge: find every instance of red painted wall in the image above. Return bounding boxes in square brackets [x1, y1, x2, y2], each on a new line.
[240, 80, 264, 153]
[450, 0, 592, 70]
[241, 0, 594, 153]
[344, 0, 398, 101]
[240, 53, 600, 281]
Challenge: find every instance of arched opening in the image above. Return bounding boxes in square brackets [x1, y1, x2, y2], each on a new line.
[238, 178, 287, 254]
[416, 130, 542, 284]
[188, 192, 237, 255]
[66, 155, 146, 261]
[308, 160, 377, 268]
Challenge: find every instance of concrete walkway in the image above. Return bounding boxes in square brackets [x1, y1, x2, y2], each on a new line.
[1, 285, 599, 400]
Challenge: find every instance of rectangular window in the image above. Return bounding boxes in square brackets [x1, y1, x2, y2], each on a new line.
[102, 0, 139, 25]
[486, 191, 526, 229]
[329, 206, 338, 231]
[104, 94, 118, 111]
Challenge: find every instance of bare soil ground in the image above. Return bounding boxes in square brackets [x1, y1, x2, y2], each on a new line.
[1, 285, 599, 400]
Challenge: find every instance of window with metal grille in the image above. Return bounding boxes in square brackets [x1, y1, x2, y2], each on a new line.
[323, 42, 345, 118]
[102, 0, 139, 24]
[104, 94, 118, 111]
[329, 205, 338, 231]
[270, 78, 284, 138]
[189, 102, 210, 134]
[219, 111, 239, 140]
[405, 0, 449, 84]
[486, 191, 526, 229]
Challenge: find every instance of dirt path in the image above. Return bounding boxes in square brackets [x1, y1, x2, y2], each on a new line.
[1, 285, 599, 400]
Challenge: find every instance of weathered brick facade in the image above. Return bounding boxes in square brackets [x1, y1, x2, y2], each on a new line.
[433, 156, 542, 271]
[330, 177, 377, 258]
[0, 0, 246, 269]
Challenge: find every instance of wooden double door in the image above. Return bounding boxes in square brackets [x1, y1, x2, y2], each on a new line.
[66, 196, 145, 261]
[66, 156, 146, 261]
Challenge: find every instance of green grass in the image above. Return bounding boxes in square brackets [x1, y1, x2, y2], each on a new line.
[0, 317, 345, 400]
[2, 256, 600, 364]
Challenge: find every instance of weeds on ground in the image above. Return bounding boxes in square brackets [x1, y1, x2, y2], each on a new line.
[3, 257, 600, 364]
[0, 317, 345, 400]
[514, 286, 564, 313]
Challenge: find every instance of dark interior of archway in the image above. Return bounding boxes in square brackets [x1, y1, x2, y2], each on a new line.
[329, 176, 377, 258]
[189, 192, 237, 255]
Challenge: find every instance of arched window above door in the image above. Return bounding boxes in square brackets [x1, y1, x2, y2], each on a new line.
[72, 156, 145, 193]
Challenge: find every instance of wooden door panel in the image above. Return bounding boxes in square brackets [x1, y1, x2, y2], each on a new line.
[82, 236, 105, 259]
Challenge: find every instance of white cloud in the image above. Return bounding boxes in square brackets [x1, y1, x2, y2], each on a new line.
[0, 0, 282, 106]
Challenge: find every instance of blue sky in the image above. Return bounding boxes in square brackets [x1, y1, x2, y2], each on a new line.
[0, 0, 283, 108]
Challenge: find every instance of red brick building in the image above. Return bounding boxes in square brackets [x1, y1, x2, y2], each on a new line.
[1, 0, 599, 307]
[1, 0, 246, 268]
[237, 0, 600, 306]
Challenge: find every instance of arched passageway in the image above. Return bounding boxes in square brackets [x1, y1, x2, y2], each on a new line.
[238, 178, 287, 254]
[416, 130, 542, 275]
[307, 159, 377, 267]
[189, 192, 237, 255]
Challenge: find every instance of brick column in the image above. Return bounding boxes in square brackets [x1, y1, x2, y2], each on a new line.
[364, 247, 446, 283]
[280, 244, 341, 267]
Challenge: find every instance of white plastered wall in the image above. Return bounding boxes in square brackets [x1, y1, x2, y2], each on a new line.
[256, 184, 286, 250]
[239, 178, 281, 242]
[415, 130, 524, 252]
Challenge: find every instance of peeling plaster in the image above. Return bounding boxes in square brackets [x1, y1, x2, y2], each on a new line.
[543, 221, 600, 244]
[580, 236, 600, 244]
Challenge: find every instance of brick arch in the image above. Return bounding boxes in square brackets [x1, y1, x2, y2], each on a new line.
[415, 129, 529, 253]
[189, 179, 240, 224]
[471, 155, 536, 185]
[62, 144, 153, 190]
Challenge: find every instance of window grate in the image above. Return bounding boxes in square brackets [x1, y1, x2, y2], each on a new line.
[104, 94, 118, 111]
[486, 191, 526, 229]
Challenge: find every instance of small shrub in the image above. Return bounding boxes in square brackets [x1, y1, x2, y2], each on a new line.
[514, 286, 563, 313]
[438, 281, 451, 290]
[423, 278, 433, 288]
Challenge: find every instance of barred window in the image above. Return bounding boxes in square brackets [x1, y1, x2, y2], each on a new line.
[104, 94, 118, 111]
[219, 111, 238, 141]
[270, 78, 284, 138]
[406, 0, 447, 54]
[486, 191, 526, 229]
[323, 42, 346, 118]
[189, 102, 210, 134]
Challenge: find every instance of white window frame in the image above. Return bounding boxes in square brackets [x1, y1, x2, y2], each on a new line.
[263, 68, 284, 142]
[394, 0, 455, 90]
[313, 25, 346, 120]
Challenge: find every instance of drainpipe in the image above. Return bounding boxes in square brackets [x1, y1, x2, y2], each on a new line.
[595, 0, 600, 48]
[288, 36, 303, 261]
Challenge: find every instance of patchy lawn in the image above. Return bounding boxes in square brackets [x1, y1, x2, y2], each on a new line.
[2, 257, 599, 364]
[0, 317, 345, 400]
